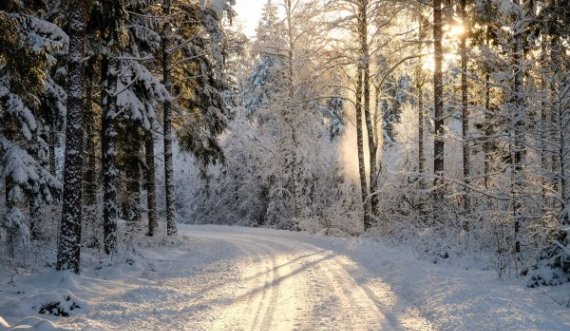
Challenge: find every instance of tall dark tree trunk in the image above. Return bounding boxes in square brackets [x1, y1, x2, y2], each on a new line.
[57, 0, 87, 273]
[417, 15, 426, 189]
[511, 0, 526, 257]
[4, 177, 17, 258]
[483, 26, 492, 190]
[84, 71, 99, 248]
[48, 122, 57, 177]
[125, 130, 142, 232]
[539, 37, 549, 208]
[550, 34, 561, 210]
[162, 0, 177, 236]
[102, 58, 119, 254]
[417, 14, 427, 223]
[285, 0, 301, 220]
[30, 131, 43, 241]
[460, 0, 471, 214]
[432, 0, 445, 223]
[145, 131, 159, 236]
[550, 29, 568, 224]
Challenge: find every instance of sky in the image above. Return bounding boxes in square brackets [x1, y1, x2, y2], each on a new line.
[233, 0, 267, 37]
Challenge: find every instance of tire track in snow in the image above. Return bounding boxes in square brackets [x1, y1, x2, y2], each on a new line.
[191, 229, 396, 331]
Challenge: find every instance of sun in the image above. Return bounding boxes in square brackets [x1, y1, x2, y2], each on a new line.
[447, 23, 466, 38]
[421, 22, 464, 72]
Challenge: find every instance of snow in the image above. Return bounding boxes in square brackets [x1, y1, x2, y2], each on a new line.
[1, 225, 569, 330]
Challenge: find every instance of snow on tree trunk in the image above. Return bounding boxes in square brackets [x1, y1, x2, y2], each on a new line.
[102, 58, 119, 255]
[356, 69, 371, 229]
[460, 0, 471, 216]
[163, 0, 177, 236]
[417, 14, 427, 220]
[30, 132, 43, 241]
[483, 26, 493, 191]
[511, 0, 526, 258]
[359, 1, 378, 224]
[145, 131, 159, 236]
[284, 0, 301, 222]
[432, 0, 445, 224]
[84, 73, 99, 248]
[57, 0, 87, 273]
[125, 130, 142, 232]
[550, 35, 569, 224]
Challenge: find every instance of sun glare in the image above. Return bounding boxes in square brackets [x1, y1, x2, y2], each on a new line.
[420, 22, 464, 72]
[233, 0, 267, 38]
[447, 23, 466, 38]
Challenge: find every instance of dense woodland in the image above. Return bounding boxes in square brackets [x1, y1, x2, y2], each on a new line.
[0, 0, 569, 289]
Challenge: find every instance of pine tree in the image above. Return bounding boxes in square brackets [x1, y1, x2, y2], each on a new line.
[162, 0, 177, 236]
[432, 0, 445, 223]
[57, 0, 88, 273]
[145, 130, 159, 236]
[459, 0, 472, 214]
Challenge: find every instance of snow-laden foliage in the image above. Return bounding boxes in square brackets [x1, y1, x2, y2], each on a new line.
[116, 60, 169, 129]
[0, 139, 60, 204]
[0, 4, 66, 262]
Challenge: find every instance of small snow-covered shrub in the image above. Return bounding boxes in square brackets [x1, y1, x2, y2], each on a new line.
[527, 227, 570, 287]
[38, 296, 81, 317]
[1, 208, 30, 263]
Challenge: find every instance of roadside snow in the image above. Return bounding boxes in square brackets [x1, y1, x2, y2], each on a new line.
[0, 225, 568, 330]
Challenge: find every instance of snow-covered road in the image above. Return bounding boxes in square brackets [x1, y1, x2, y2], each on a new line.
[194, 228, 394, 330]
[1, 225, 569, 330]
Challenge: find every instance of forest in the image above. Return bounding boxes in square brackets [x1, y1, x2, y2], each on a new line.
[0, 0, 570, 328]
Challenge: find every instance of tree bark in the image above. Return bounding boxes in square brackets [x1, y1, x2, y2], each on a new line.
[145, 131, 159, 236]
[30, 131, 43, 241]
[432, 0, 445, 223]
[356, 69, 371, 229]
[284, 0, 301, 220]
[102, 57, 119, 255]
[126, 130, 142, 232]
[162, 0, 177, 236]
[460, 0, 471, 215]
[417, 15, 426, 189]
[483, 26, 493, 190]
[360, 0, 378, 223]
[417, 14, 427, 221]
[84, 70, 99, 248]
[57, 0, 87, 273]
[511, 0, 526, 256]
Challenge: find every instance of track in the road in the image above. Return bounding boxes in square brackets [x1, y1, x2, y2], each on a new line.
[194, 229, 397, 331]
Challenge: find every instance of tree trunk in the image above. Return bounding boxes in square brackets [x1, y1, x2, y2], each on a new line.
[284, 0, 301, 220]
[356, 69, 371, 229]
[432, 0, 445, 223]
[162, 0, 177, 236]
[30, 131, 43, 241]
[539, 37, 548, 208]
[511, 0, 526, 257]
[102, 57, 119, 255]
[483, 26, 492, 190]
[145, 131, 159, 236]
[360, 0, 378, 223]
[550, 29, 568, 224]
[48, 123, 57, 176]
[126, 130, 142, 232]
[417, 14, 427, 222]
[57, 0, 87, 273]
[4, 177, 17, 259]
[417, 15, 426, 188]
[460, 0, 471, 215]
[84, 71, 99, 248]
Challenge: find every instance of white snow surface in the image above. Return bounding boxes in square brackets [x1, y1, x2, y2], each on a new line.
[1, 225, 569, 330]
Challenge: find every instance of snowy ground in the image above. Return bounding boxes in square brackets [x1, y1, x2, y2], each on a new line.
[1, 225, 569, 330]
